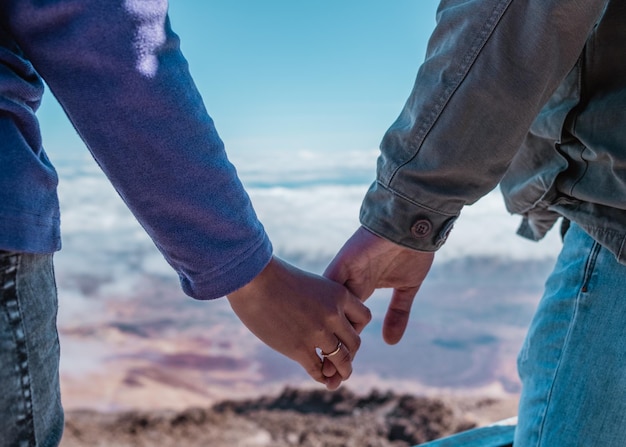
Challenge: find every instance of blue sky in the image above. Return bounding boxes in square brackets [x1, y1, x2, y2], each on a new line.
[39, 1, 440, 161]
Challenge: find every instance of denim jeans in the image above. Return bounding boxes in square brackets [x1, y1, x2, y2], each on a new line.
[0, 251, 63, 447]
[515, 223, 626, 446]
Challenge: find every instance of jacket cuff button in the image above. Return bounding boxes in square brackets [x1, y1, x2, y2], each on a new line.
[411, 219, 432, 239]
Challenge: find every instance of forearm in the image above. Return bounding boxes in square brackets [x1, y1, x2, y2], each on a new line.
[362, 0, 608, 250]
[1, 0, 272, 299]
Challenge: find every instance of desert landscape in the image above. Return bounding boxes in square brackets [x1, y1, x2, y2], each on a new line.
[60, 387, 519, 447]
[54, 255, 546, 446]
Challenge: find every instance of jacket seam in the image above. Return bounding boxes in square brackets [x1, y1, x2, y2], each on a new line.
[387, 0, 513, 186]
[376, 181, 459, 217]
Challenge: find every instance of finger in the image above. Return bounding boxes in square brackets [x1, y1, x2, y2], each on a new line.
[322, 357, 337, 377]
[301, 346, 347, 390]
[382, 286, 419, 345]
[322, 360, 342, 390]
[344, 294, 372, 334]
[324, 254, 374, 301]
[303, 348, 346, 389]
[323, 342, 353, 380]
[325, 376, 342, 391]
[300, 350, 327, 386]
[321, 356, 343, 391]
[323, 255, 349, 286]
[333, 316, 361, 359]
[329, 288, 364, 355]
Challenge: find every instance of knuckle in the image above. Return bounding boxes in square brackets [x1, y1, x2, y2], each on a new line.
[390, 307, 410, 318]
[339, 362, 353, 379]
[325, 309, 341, 325]
[338, 349, 352, 365]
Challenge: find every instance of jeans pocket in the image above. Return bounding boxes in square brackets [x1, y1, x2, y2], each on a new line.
[579, 240, 601, 295]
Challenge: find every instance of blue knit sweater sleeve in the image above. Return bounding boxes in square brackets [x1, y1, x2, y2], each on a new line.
[0, 1, 273, 299]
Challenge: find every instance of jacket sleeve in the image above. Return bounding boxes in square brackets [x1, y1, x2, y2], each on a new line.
[0, 0, 272, 299]
[360, 0, 609, 251]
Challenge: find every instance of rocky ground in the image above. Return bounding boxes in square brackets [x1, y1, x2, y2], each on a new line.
[60, 387, 518, 447]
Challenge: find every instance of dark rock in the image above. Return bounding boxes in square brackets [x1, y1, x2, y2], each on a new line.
[61, 387, 499, 447]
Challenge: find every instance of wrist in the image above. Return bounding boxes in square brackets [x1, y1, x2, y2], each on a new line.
[227, 255, 287, 304]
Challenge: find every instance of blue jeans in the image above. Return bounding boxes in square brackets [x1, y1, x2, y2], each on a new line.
[515, 223, 626, 446]
[0, 251, 63, 447]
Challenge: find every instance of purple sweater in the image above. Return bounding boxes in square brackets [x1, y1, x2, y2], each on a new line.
[0, 1, 272, 299]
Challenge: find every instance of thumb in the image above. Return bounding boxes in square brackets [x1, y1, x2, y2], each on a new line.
[382, 286, 419, 345]
[324, 256, 375, 302]
[323, 253, 347, 284]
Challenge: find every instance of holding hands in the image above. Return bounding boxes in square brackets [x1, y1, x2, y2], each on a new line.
[229, 226, 433, 390]
[227, 256, 371, 390]
[324, 226, 434, 345]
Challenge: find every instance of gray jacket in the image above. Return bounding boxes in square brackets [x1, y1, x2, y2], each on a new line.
[361, 0, 626, 262]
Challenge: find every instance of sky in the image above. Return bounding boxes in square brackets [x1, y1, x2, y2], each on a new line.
[38, 0, 564, 266]
[37, 0, 441, 162]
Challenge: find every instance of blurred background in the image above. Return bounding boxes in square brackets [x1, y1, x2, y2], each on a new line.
[37, 0, 563, 412]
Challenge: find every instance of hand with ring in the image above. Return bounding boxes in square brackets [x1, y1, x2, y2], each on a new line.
[227, 256, 372, 390]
